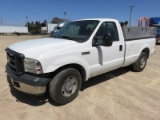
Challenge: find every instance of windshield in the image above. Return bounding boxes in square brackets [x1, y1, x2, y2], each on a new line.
[55, 20, 99, 42]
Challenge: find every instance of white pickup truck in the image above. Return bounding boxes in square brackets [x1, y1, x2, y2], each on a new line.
[6, 18, 156, 104]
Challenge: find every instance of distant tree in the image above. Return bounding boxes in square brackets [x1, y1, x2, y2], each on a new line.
[44, 19, 47, 24]
[28, 21, 34, 33]
[51, 17, 63, 23]
[35, 21, 40, 28]
[27, 22, 31, 31]
[31, 21, 34, 26]
[41, 19, 47, 27]
[26, 21, 41, 34]
[26, 19, 56, 34]
[34, 21, 41, 34]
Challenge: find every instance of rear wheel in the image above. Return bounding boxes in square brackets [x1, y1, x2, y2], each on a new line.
[132, 52, 148, 72]
[49, 68, 82, 105]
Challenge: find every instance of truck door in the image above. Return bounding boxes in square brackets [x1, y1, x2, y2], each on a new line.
[91, 22, 125, 77]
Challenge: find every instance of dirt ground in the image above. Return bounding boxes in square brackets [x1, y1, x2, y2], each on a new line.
[0, 35, 160, 120]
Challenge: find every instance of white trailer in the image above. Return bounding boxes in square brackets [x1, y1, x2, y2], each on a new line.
[0, 26, 28, 33]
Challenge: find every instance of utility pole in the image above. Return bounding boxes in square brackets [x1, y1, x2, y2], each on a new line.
[0, 18, 3, 25]
[129, 6, 135, 26]
[26, 16, 28, 27]
[49, 12, 50, 23]
[64, 12, 66, 22]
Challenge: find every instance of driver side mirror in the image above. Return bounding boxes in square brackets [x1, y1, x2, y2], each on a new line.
[103, 33, 113, 46]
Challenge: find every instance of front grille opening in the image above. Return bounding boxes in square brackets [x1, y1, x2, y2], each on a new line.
[9, 61, 15, 65]
[6, 48, 25, 75]
[7, 53, 15, 60]
[7, 52, 17, 73]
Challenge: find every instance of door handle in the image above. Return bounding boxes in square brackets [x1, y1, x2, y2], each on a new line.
[82, 51, 90, 55]
[119, 45, 123, 51]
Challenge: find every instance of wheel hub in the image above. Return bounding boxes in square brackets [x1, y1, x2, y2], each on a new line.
[62, 76, 77, 97]
[140, 56, 146, 68]
[64, 82, 74, 92]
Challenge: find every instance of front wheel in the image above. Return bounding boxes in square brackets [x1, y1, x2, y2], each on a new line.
[132, 52, 148, 72]
[49, 68, 82, 105]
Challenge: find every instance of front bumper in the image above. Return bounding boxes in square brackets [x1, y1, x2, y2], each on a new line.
[6, 65, 50, 95]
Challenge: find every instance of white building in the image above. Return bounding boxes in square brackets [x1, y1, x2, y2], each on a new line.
[41, 23, 57, 33]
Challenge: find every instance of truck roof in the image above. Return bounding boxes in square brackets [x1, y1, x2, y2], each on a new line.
[76, 18, 119, 22]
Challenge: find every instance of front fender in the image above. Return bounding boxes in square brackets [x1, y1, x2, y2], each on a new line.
[42, 56, 91, 81]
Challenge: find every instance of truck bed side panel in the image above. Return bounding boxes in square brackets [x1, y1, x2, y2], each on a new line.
[123, 26, 157, 40]
[122, 38, 155, 67]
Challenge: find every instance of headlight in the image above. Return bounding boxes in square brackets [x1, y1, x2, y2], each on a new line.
[24, 58, 43, 74]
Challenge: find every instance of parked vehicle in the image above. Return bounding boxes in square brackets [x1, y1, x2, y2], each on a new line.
[138, 17, 160, 44]
[50, 22, 67, 37]
[6, 18, 156, 104]
[150, 17, 160, 43]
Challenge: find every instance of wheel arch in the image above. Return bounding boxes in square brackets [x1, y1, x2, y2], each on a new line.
[49, 63, 87, 83]
[141, 48, 150, 58]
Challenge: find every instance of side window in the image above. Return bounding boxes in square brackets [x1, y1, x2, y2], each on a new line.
[95, 22, 119, 45]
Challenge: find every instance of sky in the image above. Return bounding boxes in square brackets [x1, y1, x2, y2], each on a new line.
[0, 0, 159, 26]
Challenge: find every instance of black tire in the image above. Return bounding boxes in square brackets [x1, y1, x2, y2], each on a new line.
[49, 68, 82, 105]
[132, 52, 148, 72]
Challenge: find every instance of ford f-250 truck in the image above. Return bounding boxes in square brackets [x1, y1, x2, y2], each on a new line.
[6, 18, 156, 104]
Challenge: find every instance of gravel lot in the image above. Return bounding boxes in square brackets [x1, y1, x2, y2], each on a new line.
[0, 35, 160, 120]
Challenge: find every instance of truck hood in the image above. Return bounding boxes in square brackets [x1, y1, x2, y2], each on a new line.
[8, 38, 78, 58]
